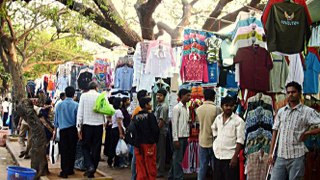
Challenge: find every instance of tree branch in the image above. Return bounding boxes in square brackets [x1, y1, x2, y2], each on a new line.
[202, 0, 234, 31]
[56, 0, 141, 47]
[155, 0, 198, 46]
[16, 19, 46, 43]
[135, 0, 162, 40]
[208, 0, 263, 31]
[5, 16, 16, 39]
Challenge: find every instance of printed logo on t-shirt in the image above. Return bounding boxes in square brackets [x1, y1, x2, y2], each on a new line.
[281, 11, 299, 26]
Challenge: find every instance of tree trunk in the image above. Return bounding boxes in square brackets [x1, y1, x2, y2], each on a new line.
[0, 34, 25, 101]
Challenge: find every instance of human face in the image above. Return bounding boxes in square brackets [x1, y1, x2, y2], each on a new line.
[145, 101, 152, 111]
[125, 98, 131, 107]
[222, 103, 234, 116]
[156, 93, 165, 103]
[181, 93, 191, 104]
[286, 86, 300, 104]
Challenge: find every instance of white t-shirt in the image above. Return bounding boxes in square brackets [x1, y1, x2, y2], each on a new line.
[2, 101, 9, 113]
[112, 109, 124, 129]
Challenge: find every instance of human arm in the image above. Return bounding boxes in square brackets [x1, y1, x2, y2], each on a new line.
[300, 109, 320, 141]
[76, 97, 84, 140]
[116, 110, 125, 139]
[268, 111, 281, 165]
[172, 106, 180, 149]
[230, 118, 245, 167]
[150, 114, 160, 143]
[158, 105, 168, 129]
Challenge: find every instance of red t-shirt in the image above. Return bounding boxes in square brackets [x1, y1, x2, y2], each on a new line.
[234, 46, 273, 91]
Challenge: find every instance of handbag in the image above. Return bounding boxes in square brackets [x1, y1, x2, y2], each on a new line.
[93, 92, 115, 115]
[49, 140, 59, 164]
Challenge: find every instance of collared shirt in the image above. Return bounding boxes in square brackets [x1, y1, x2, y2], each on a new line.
[273, 103, 320, 159]
[154, 102, 169, 134]
[54, 98, 78, 130]
[114, 66, 134, 91]
[212, 113, 245, 160]
[196, 101, 221, 148]
[172, 102, 190, 141]
[77, 90, 105, 131]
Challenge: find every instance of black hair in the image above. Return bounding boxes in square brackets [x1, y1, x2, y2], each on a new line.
[88, 81, 98, 90]
[60, 92, 66, 99]
[285, 81, 302, 93]
[45, 98, 52, 105]
[139, 97, 152, 109]
[203, 89, 216, 101]
[122, 97, 130, 106]
[137, 90, 148, 102]
[65, 86, 75, 98]
[5, 97, 8, 101]
[178, 89, 191, 99]
[157, 88, 167, 97]
[112, 97, 122, 110]
[221, 96, 236, 106]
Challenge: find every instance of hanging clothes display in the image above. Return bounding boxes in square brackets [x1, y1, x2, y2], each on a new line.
[94, 59, 113, 90]
[114, 65, 134, 91]
[269, 53, 289, 93]
[261, 0, 312, 29]
[77, 67, 94, 90]
[303, 48, 320, 94]
[234, 46, 273, 91]
[265, 1, 311, 54]
[285, 53, 305, 86]
[70, 65, 80, 89]
[56, 76, 69, 92]
[244, 93, 273, 180]
[47, 74, 55, 92]
[133, 42, 157, 92]
[309, 24, 320, 47]
[180, 29, 211, 83]
[145, 40, 176, 78]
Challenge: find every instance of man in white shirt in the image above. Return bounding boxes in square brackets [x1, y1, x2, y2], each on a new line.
[168, 89, 191, 180]
[2, 97, 9, 127]
[211, 96, 245, 180]
[77, 81, 104, 178]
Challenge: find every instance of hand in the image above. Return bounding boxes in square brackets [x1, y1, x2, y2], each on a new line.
[299, 131, 309, 142]
[268, 154, 274, 166]
[17, 124, 21, 130]
[120, 133, 125, 139]
[173, 141, 180, 149]
[78, 131, 82, 140]
[229, 156, 238, 167]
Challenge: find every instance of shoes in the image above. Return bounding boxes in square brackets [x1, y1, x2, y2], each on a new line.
[19, 151, 25, 158]
[88, 173, 95, 178]
[24, 155, 30, 159]
[58, 172, 68, 178]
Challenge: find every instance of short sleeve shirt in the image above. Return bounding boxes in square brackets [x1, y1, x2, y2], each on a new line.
[112, 109, 124, 128]
[154, 103, 169, 134]
[273, 104, 320, 159]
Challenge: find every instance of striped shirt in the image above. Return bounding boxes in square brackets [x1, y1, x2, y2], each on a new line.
[273, 103, 320, 159]
[76, 90, 105, 132]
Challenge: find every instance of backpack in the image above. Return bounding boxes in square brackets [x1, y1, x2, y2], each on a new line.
[125, 120, 139, 147]
[93, 92, 115, 116]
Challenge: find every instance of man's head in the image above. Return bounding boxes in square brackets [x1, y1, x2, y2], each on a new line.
[178, 89, 191, 104]
[221, 96, 236, 116]
[137, 90, 148, 102]
[122, 97, 131, 108]
[285, 81, 302, 104]
[65, 86, 75, 98]
[139, 97, 152, 111]
[112, 97, 122, 110]
[60, 92, 66, 100]
[88, 81, 98, 90]
[156, 88, 167, 103]
[203, 89, 216, 101]
[4, 97, 8, 101]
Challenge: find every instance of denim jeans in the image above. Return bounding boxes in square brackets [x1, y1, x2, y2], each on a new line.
[131, 153, 137, 180]
[271, 155, 305, 180]
[197, 146, 214, 180]
[168, 137, 188, 180]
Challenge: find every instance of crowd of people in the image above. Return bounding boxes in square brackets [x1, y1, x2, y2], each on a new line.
[1, 80, 319, 180]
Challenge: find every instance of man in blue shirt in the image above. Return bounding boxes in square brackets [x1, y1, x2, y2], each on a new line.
[53, 86, 79, 178]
